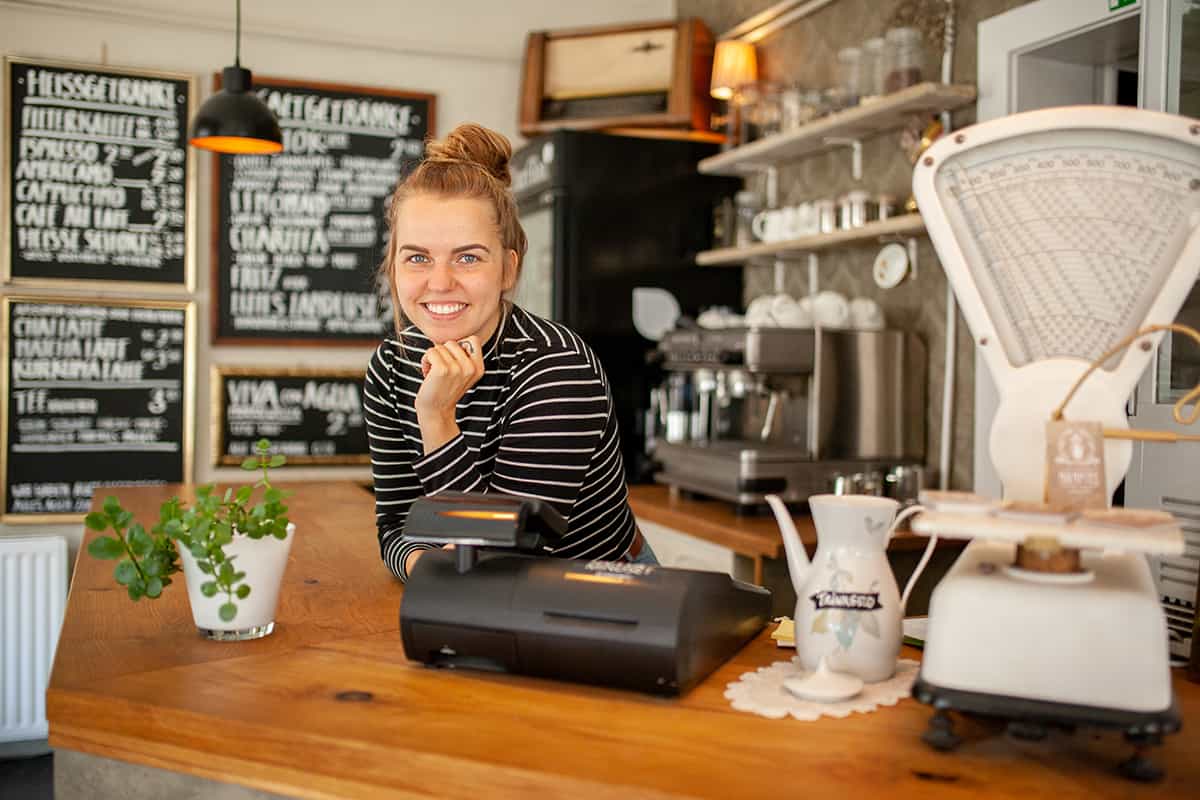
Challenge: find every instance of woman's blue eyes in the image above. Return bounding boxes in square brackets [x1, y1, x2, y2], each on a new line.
[404, 253, 480, 265]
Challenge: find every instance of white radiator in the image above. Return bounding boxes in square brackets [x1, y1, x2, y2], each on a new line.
[1, 536, 67, 743]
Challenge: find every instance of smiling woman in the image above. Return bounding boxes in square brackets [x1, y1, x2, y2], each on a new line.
[364, 123, 654, 581]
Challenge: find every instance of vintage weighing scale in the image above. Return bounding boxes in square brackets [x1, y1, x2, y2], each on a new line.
[908, 106, 1200, 780]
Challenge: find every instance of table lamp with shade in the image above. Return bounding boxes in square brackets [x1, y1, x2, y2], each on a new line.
[709, 39, 757, 146]
[188, 0, 283, 155]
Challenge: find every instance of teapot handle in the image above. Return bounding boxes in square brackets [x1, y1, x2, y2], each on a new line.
[888, 504, 939, 614]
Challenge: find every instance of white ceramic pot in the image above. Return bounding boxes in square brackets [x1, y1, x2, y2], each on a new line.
[177, 523, 295, 640]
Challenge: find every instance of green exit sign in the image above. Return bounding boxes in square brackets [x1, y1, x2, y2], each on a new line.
[1109, 0, 1137, 10]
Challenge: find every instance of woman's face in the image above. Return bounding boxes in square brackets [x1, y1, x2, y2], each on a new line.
[392, 193, 518, 344]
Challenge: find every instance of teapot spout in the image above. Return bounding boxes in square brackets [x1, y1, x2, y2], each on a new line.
[765, 494, 810, 596]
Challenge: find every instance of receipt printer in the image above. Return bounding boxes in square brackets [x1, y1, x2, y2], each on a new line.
[399, 492, 771, 695]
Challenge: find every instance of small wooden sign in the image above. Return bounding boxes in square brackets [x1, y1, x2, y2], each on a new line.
[211, 366, 368, 466]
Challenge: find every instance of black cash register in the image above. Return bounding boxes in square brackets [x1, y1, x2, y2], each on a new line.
[399, 492, 771, 695]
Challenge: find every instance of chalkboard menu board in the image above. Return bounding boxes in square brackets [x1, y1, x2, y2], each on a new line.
[213, 75, 435, 345]
[1, 296, 194, 522]
[212, 366, 368, 465]
[3, 56, 195, 289]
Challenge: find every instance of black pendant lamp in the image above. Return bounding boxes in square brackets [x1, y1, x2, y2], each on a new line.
[188, 0, 283, 154]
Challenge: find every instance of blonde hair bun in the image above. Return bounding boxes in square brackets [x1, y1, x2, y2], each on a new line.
[424, 123, 512, 187]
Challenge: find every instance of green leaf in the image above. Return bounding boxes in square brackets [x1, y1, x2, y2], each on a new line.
[128, 525, 153, 558]
[273, 528, 288, 540]
[236, 585, 251, 599]
[190, 543, 208, 560]
[235, 486, 253, 506]
[268, 454, 286, 468]
[219, 561, 235, 582]
[88, 536, 125, 560]
[102, 496, 122, 515]
[255, 438, 271, 453]
[115, 510, 134, 530]
[164, 518, 184, 538]
[145, 577, 163, 598]
[114, 560, 138, 585]
[251, 503, 266, 519]
[211, 548, 225, 564]
[142, 556, 162, 577]
[219, 602, 238, 622]
[264, 488, 282, 504]
[233, 571, 245, 582]
[200, 580, 218, 597]
[198, 561, 214, 575]
[240, 456, 259, 471]
[84, 512, 108, 531]
[223, 488, 233, 503]
[127, 584, 144, 601]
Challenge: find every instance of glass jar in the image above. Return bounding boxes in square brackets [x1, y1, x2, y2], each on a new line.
[835, 47, 863, 108]
[780, 84, 821, 132]
[737, 81, 782, 143]
[815, 198, 837, 234]
[877, 193, 898, 221]
[884, 27, 924, 93]
[734, 190, 763, 247]
[838, 190, 877, 229]
[861, 37, 886, 102]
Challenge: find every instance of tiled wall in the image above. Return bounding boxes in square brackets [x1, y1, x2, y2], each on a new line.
[678, 0, 1034, 489]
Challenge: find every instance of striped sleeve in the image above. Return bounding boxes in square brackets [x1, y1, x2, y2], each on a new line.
[413, 346, 608, 522]
[363, 341, 433, 581]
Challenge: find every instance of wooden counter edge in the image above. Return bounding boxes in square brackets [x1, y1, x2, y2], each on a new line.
[627, 485, 792, 559]
[47, 688, 680, 800]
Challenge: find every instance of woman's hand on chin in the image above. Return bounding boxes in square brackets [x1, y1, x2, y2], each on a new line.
[415, 336, 484, 453]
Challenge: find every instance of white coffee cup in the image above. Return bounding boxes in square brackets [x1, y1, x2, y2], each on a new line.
[848, 297, 885, 330]
[811, 291, 850, 328]
[771, 293, 811, 327]
[752, 209, 786, 242]
[746, 294, 778, 327]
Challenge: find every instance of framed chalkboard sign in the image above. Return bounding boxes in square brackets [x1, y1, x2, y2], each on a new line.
[1, 296, 195, 522]
[211, 366, 368, 466]
[212, 75, 435, 345]
[2, 56, 196, 290]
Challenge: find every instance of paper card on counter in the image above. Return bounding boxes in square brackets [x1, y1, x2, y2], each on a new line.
[771, 617, 796, 648]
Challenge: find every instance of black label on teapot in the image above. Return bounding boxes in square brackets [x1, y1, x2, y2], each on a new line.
[809, 591, 883, 611]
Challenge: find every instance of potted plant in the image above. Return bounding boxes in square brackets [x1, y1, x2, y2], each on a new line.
[86, 438, 295, 640]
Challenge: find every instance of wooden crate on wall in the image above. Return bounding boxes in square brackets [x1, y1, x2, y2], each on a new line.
[519, 18, 714, 137]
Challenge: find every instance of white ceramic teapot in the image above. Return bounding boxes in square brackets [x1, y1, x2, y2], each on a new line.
[765, 493, 938, 682]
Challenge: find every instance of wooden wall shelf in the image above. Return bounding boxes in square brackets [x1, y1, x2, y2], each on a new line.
[696, 213, 926, 266]
[698, 82, 977, 176]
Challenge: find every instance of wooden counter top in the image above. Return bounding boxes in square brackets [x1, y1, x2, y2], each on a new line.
[49, 482, 1200, 799]
[627, 484, 947, 559]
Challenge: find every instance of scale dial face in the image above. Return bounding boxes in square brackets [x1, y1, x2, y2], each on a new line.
[873, 242, 909, 289]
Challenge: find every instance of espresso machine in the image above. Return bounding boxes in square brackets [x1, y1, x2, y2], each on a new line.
[649, 326, 926, 509]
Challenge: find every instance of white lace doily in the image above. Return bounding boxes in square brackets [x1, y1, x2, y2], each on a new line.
[724, 658, 920, 720]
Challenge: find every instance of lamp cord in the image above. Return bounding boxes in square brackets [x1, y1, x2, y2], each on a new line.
[1051, 323, 1200, 427]
[235, 0, 241, 67]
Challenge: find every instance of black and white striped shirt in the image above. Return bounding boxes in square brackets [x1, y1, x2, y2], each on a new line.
[364, 303, 637, 581]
